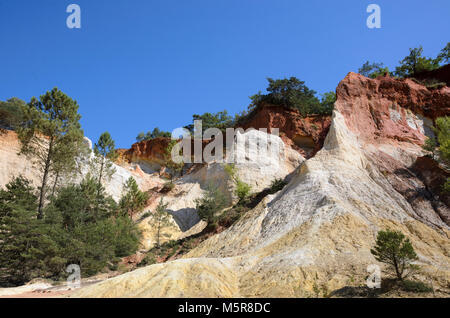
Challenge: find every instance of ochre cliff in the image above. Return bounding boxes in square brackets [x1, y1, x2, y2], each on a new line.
[72, 73, 450, 298]
[119, 137, 171, 173]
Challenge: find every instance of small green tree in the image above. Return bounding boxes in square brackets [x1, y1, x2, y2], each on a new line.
[50, 133, 90, 198]
[319, 91, 336, 115]
[119, 177, 149, 217]
[195, 184, 229, 226]
[93, 132, 118, 190]
[358, 61, 390, 78]
[444, 178, 450, 194]
[17, 88, 85, 219]
[371, 230, 419, 281]
[435, 117, 450, 162]
[422, 137, 438, 158]
[152, 198, 171, 248]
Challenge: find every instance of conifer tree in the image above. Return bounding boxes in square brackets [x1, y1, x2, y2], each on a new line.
[0, 177, 64, 285]
[17, 88, 84, 218]
[119, 177, 149, 217]
[93, 132, 118, 191]
[152, 198, 171, 248]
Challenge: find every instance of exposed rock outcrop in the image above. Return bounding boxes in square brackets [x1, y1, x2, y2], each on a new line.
[238, 104, 331, 158]
[120, 137, 171, 174]
[71, 73, 450, 298]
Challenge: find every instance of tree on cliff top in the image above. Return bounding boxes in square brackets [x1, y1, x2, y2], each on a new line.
[136, 127, 171, 142]
[358, 61, 390, 78]
[0, 98, 26, 131]
[185, 110, 234, 134]
[437, 42, 450, 64]
[248, 77, 334, 117]
[17, 88, 84, 219]
[395, 46, 440, 78]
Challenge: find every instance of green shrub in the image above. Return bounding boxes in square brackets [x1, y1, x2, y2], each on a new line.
[443, 178, 450, 194]
[195, 184, 229, 226]
[236, 180, 251, 202]
[269, 178, 288, 194]
[161, 181, 175, 193]
[400, 280, 433, 293]
[141, 254, 157, 266]
[224, 164, 252, 203]
[435, 117, 450, 163]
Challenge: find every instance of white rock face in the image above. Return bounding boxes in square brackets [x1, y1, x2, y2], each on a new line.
[72, 109, 450, 298]
[231, 129, 304, 192]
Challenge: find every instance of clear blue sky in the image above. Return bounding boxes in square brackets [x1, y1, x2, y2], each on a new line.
[1, 0, 449, 148]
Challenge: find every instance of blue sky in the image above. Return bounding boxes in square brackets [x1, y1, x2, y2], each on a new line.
[0, 0, 449, 148]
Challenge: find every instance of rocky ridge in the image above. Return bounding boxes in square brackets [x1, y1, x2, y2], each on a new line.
[71, 73, 450, 298]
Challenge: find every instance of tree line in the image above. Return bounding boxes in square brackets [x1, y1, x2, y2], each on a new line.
[0, 88, 149, 286]
[358, 42, 449, 79]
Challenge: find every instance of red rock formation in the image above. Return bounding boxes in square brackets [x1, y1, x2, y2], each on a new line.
[237, 103, 331, 158]
[336, 72, 450, 226]
[336, 72, 450, 146]
[121, 137, 171, 167]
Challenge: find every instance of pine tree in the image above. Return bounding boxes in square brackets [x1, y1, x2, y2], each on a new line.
[395, 46, 440, 78]
[17, 88, 84, 218]
[151, 198, 171, 248]
[0, 177, 65, 286]
[119, 177, 149, 217]
[93, 132, 118, 191]
[437, 42, 450, 64]
[371, 230, 419, 281]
